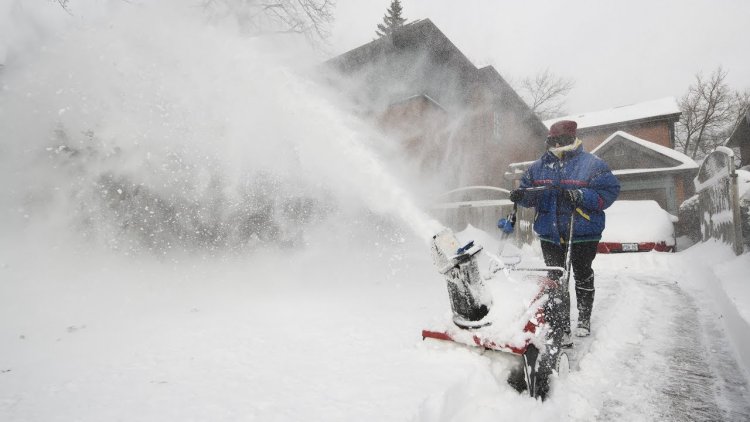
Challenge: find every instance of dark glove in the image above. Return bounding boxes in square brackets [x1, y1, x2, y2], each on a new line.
[509, 189, 524, 203]
[566, 189, 583, 206]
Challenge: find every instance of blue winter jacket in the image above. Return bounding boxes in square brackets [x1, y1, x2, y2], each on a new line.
[517, 145, 620, 245]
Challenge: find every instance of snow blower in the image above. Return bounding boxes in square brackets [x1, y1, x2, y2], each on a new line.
[423, 186, 575, 400]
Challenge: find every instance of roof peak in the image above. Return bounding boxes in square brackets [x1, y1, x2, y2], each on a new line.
[592, 130, 697, 172]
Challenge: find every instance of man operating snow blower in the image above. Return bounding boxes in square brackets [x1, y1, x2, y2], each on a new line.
[508, 120, 620, 343]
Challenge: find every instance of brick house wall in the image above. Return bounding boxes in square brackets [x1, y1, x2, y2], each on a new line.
[377, 95, 449, 176]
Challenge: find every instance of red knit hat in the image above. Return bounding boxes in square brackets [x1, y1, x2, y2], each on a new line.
[548, 120, 577, 138]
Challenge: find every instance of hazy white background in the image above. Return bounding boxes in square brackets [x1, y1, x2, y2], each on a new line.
[330, 0, 750, 114]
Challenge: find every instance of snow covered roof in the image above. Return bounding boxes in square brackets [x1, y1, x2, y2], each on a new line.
[544, 97, 681, 130]
[592, 131, 698, 176]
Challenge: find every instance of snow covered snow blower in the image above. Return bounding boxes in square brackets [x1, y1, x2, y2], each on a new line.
[422, 187, 575, 401]
[430, 229, 491, 328]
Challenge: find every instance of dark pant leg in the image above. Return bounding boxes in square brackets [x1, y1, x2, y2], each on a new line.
[540, 241, 570, 335]
[570, 242, 599, 324]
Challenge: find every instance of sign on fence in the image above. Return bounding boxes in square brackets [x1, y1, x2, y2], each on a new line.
[694, 146, 744, 255]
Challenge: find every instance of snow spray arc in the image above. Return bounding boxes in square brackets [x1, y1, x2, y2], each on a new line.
[0, 3, 443, 254]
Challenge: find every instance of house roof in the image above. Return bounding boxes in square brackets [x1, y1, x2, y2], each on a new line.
[324, 19, 479, 110]
[544, 97, 682, 131]
[726, 106, 750, 148]
[592, 130, 697, 176]
[324, 19, 542, 132]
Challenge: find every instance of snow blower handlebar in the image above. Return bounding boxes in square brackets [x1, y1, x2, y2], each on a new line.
[561, 203, 575, 295]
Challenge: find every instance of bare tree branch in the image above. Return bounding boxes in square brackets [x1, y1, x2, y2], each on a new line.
[200, 0, 335, 46]
[676, 66, 739, 159]
[54, 0, 73, 15]
[516, 69, 574, 120]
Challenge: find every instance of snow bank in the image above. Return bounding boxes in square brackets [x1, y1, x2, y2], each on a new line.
[672, 241, 750, 378]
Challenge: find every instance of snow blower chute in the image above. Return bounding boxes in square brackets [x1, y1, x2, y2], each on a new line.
[430, 229, 492, 328]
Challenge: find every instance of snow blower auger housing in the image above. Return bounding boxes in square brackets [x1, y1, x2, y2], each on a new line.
[430, 228, 491, 328]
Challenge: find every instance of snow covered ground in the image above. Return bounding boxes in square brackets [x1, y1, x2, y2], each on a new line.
[2, 222, 750, 421]
[2, 2, 750, 421]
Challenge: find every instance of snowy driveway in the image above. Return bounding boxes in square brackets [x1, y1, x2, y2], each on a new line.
[549, 254, 750, 421]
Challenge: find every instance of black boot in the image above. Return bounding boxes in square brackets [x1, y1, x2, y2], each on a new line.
[575, 274, 594, 337]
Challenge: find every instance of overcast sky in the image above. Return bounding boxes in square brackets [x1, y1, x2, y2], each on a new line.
[328, 0, 750, 116]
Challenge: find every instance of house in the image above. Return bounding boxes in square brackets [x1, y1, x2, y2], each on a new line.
[544, 97, 682, 152]
[591, 131, 698, 214]
[726, 107, 750, 168]
[537, 98, 695, 215]
[324, 19, 547, 194]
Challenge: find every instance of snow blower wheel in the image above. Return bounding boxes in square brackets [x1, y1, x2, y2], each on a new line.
[522, 345, 570, 400]
[522, 345, 549, 400]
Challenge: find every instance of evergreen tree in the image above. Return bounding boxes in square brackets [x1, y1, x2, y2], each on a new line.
[375, 0, 407, 38]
